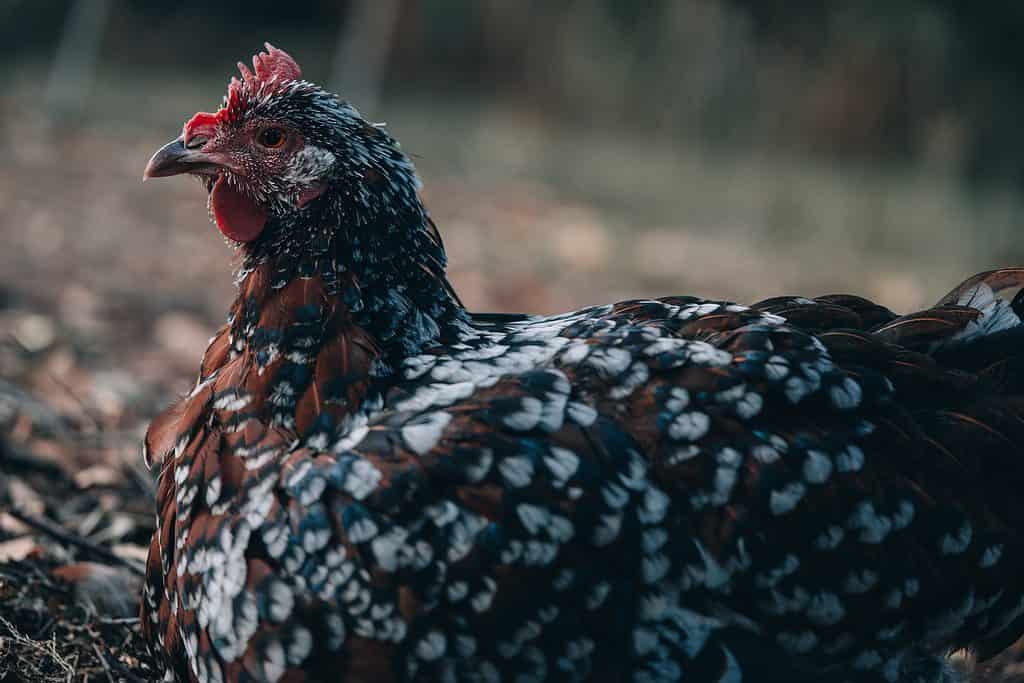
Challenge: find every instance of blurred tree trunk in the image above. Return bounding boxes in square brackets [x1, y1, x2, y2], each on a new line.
[332, 0, 401, 118]
[44, 0, 113, 122]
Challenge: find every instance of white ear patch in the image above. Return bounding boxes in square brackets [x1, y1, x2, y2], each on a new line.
[284, 145, 337, 185]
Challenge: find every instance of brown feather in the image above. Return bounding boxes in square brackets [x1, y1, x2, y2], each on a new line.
[200, 325, 233, 378]
[144, 382, 214, 468]
[815, 293, 897, 328]
[936, 267, 1024, 306]
[871, 306, 981, 346]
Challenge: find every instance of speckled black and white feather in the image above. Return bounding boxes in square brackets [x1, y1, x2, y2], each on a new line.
[141, 46, 1024, 683]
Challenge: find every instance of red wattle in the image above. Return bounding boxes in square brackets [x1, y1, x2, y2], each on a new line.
[211, 176, 267, 243]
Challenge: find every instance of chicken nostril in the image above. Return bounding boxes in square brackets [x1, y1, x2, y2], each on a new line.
[184, 135, 208, 150]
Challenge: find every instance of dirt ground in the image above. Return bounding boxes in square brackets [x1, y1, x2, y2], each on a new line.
[3, 99, 1024, 680]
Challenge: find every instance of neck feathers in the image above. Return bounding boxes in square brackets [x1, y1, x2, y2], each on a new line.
[234, 114, 466, 360]
[193, 199, 466, 440]
[197, 265, 381, 438]
[144, 119, 467, 466]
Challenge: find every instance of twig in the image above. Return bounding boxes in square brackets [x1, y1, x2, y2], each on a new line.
[0, 616, 76, 680]
[0, 439, 74, 483]
[332, 0, 401, 116]
[92, 642, 115, 683]
[7, 508, 145, 577]
[88, 623, 149, 683]
[44, 0, 114, 122]
[96, 616, 140, 626]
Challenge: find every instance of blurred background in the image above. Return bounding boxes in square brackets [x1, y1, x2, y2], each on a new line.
[3, 2, 1024, 445]
[7, 1, 1024, 349]
[6, 0, 1024, 448]
[4, 3, 1024, 679]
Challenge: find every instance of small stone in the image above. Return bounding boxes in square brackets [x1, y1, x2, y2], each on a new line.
[8, 477, 45, 517]
[0, 536, 38, 562]
[74, 465, 121, 489]
[12, 313, 57, 352]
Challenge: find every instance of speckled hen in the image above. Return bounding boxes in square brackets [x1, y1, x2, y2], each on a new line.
[141, 44, 1024, 683]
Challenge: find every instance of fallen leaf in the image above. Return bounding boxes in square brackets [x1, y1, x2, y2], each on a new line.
[0, 536, 38, 562]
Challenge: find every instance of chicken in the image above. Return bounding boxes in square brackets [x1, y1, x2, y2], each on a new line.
[140, 45, 1024, 683]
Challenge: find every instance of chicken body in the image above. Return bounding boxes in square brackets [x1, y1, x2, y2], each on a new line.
[141, 46, 1024, 683]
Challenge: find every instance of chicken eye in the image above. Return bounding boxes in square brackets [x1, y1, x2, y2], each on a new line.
[257, 127, 287, 149]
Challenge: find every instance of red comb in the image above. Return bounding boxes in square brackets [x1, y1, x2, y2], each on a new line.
[240, 42, 302, 86]
[184, 43, 302, 142]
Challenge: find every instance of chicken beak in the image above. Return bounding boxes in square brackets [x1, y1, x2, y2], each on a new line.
[143, 136, 223, 180]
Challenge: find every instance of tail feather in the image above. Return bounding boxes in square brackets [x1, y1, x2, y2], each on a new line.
[872, 306, 982, 348]
[936, 267, 1024, 307]
[928, 269, 1024, 377]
